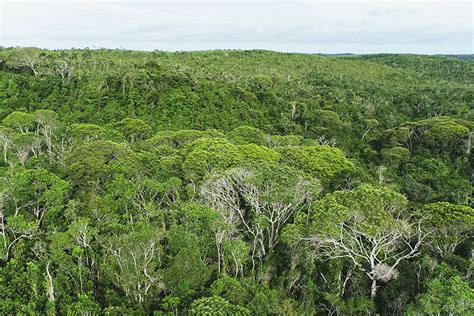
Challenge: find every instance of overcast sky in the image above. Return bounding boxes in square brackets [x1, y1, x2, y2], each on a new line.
[0, 0, 472, 54]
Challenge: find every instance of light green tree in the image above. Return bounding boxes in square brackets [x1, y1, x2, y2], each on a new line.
[409, 276, 474, 315]
[2, 112, 35, 133]
[422, 202, 474, 258]
[113, 118, 152, 143]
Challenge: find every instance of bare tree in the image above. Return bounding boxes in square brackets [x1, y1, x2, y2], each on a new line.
[306, 218, 427, 299]
[102, 228, 164, 303]
[201, 167, 317, 273]
[12, 134, 41, 166]
[54, 60, 75, 81]
[0, 200, 38, 261]
[0, 128, 12, 164]
[200, 171, 245, 274]
[51, 137, 73, 167]
[8, 49, 51, 77]
[35, 110, 58, 157]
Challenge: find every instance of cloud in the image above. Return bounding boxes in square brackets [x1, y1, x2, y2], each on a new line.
[368, 7, 418, 17]
[1, 1, 472, 53]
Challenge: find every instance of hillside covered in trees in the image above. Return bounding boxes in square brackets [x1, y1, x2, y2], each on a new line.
[0, 48, 472, 315]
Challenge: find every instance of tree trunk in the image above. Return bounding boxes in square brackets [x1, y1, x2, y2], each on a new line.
[46, 261, 55, 303]
[2, 143, 7, 163]
[370, 278, 378, 299]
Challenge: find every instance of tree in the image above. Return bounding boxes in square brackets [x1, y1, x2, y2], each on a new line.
[164, 247, 211, 299]
[277, 145, 354, 185]
[70, 123, 108, 142]
[303, 184, 427, 299]
[2, 112, 35, 133]
[0, 126, 13, 164]
[389, 117, 471, 154]
[190, 295, 250, 315]
[169, 203, 236, 275]
[6, 48, 54, 77]
[182, 138, 244, 183]
[409, 276, 474, 315]
[210, 276, 249, 305]
[201, 163, 320, 271]
[139, 129, 224, 150]
[11, 132, 41, 165]
[422, 202, 474, 258]
[7, 168, 69, 227]
[52, 59, 75, 81]
[34, 110, 59, 155]
[238, 144, 281, 163]
[47, 222, 97, 305]
[404, 157, 471, 204]
[265, 134, 303, 147]
[361, 118, 379, 141]
[66, 218, 98, 292]
[227, 126, 266, 145]
[66, 293, 101, 316]
[102, 223, 164, 304]
[381, 146, 411, 166]
[422, 117, 470, 150]
[65, 140, 141, 190]
[113, 118, 152, 143]
[0, 259, 47, 313]
[0, 214, 38, 261]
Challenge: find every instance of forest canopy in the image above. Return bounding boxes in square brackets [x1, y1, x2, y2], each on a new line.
[0, 48, 472, 315]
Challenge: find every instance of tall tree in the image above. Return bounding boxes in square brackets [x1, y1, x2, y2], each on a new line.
[302, 184, 427, 299]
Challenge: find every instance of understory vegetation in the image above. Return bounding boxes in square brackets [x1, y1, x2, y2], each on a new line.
[0, 48, 472, 315]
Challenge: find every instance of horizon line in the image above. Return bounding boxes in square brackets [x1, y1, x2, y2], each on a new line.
[1, 46, 473, 56]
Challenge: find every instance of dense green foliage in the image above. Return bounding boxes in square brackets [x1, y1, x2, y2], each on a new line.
[0, 48, 472, 314]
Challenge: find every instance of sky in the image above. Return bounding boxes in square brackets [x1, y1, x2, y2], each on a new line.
[0, 0, 472, 54]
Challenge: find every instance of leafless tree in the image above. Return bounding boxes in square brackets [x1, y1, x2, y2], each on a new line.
[0, 196, 38, 261]
[200, 171, 244, 275]
[54, 60, 75, 81]
[0, 129, 12, 164]
[8, 49, 51, 77]
[35, 111, 58, 157]
[102, 233, 164, 303]
[13, 135, 41, 166]
[306, 219, 428, 299]
[201, 167, 316, 274]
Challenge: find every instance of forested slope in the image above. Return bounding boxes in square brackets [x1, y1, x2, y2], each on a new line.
[0, 48, 472, 314]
